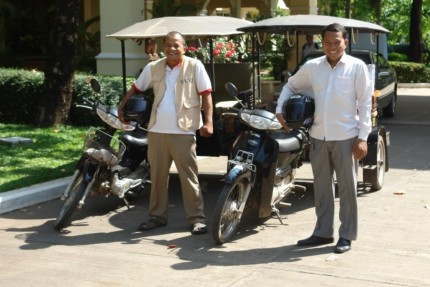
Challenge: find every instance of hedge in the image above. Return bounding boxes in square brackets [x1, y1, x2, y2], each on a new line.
[390, 61, 430, 83]
[0, 68, 136, 126]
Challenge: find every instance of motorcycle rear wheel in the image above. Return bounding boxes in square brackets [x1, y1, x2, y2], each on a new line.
[212, 178, 250, 244]
[54, 170, 88, 231]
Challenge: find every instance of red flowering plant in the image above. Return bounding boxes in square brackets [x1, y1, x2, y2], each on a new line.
[185, 36, 249, 64]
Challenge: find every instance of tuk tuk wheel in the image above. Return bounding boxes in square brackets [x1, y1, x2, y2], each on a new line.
[363, 135, 386, 191]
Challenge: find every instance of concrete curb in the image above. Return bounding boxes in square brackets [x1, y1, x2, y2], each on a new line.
[398, 83, 430, 88]
[0, 156, 223, 215]
[0, 176, 71, 215]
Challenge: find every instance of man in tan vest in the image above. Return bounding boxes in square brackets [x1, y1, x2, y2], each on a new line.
[119, 31, 213, 234]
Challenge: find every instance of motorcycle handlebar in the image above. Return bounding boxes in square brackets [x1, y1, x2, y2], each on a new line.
[75, 104, 93, 111]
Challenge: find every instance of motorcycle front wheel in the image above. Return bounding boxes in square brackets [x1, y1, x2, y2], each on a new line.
[54, 170, 88, 231]
[212, 178, 250, 244]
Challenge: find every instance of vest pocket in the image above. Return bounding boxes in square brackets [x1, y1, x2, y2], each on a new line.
[183, 97, 200, 108]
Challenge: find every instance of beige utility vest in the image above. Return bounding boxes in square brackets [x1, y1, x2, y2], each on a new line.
[147, 57, 202, 132]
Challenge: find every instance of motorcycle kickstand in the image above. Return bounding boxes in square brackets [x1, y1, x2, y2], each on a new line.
[273, 202, 291, 224]
[123, 197, 131, 209]
[272, 206, 285, 224]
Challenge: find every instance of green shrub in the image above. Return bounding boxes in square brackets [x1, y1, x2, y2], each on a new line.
[0, 68, 136, 126]
[0, 69, 44, 124]
[68, 74, 135, 126]
[388, 52, 408, 62]
[389, 61, 430, 83]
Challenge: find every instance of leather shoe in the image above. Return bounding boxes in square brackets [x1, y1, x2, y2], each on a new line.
[137, 218, 166, 231]
[335, 238, 351, 253]
[297, 235, 334, 247]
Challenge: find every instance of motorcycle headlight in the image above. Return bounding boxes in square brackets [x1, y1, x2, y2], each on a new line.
[240, 112, 251, 123]
[97, 108, 134, 131]
[240, 112, 282, 130]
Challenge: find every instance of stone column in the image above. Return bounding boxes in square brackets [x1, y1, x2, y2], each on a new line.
[230, 0, 242, 18]
[97, 0, 150, 77]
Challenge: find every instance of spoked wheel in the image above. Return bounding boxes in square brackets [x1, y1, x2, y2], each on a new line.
[363, 135, 386, 191]
[212, 178, 250, 244]
[54, 170, 89, 231]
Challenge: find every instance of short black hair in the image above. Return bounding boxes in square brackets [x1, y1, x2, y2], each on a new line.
[322, 23, 347, 39]
[164, 31, 187, 46]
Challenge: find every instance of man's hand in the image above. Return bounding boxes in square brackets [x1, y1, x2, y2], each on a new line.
[118, 105, 127, 124]
[276, 113, 290, 131]
[200, 93, 213, 137]
[199, 122, 213, 137]
[353, 139, 368, 160]
[118, 88, 136, 124]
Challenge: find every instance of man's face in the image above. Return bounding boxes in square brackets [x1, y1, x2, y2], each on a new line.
[163, 34, 186, 64]
[322, 30, 348, 65]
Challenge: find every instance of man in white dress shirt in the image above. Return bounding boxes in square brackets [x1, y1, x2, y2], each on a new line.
[276, 23, 373, 253]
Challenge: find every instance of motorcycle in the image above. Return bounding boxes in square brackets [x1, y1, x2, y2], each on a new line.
[212, 82, 314, 244]
[54, 79, 151, 231]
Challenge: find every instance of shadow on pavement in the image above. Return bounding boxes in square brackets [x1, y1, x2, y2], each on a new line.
[2, 174, 315, 250]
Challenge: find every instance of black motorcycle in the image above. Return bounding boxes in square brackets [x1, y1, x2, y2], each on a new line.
[54, 79, 152, 231]
[212, 82, 314, 244]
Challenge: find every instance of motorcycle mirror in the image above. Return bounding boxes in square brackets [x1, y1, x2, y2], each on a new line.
[90, 78, 101, 93]
[225, 82, 246, 109]
[225, 82, 238, 98]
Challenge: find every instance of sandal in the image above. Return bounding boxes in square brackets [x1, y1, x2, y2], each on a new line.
[191, 223, 207, 235]
[138, 218, 166, 231]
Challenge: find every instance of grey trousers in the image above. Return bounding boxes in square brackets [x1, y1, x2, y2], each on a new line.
[147, 132, 206, 225]
[309, 136, 359, 240]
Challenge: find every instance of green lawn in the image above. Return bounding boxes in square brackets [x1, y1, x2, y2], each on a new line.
[0, 124, 88, 192]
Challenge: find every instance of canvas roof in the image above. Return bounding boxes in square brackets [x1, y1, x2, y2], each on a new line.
[237, 14, 389, 34]
[107, 16, 253, 39]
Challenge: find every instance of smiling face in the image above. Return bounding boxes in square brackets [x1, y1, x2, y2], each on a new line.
[322, 30, 348, 67]
[163, 32, 186, 68]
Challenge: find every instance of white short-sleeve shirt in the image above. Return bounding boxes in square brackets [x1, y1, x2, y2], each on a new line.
[133, 58, 212, 134]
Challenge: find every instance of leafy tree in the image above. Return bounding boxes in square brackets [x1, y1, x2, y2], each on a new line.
[38, 0, 82, 126]
[409, 0, 424, 62]
[379, 0, 411, 43]
[318, 0, 429, 63]
[75, 15, 101, 73]
[0, 0, 6, 51]
[318, 0, 345, 17]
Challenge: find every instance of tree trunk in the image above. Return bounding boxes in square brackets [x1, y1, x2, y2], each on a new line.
[39, 0, 82, 127]
[345, 0, 351, 18]
[375, 0, 381, 24]
[409, 0, 424, 63]
[0, 0, 6, 51]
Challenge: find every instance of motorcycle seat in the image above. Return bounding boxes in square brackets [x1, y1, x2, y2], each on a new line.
[270, 130, 304, 153]
[121, 130, 148, 147]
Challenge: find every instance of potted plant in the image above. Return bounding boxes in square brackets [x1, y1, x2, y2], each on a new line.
[186, 36, 253, 102]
